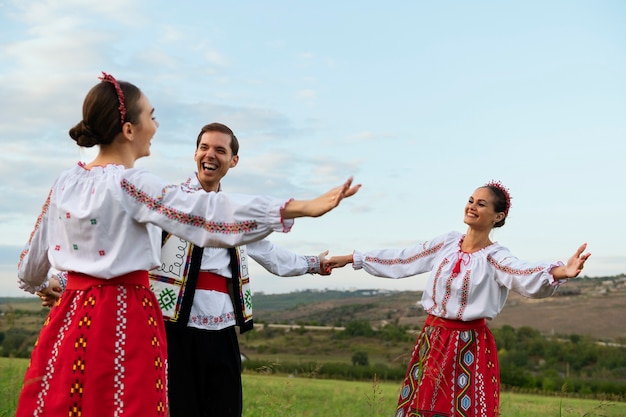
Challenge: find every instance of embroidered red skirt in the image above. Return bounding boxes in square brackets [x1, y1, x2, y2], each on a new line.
[395, 315, 500, 417]
[16, 271, 168, 417]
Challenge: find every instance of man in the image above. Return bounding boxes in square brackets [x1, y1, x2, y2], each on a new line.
[151, 123, 331, 417]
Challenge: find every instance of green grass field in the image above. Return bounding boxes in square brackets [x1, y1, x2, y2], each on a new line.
[2, 357, 626, 416]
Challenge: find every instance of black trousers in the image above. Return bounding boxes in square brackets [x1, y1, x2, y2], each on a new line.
[166, 323, 242, 417]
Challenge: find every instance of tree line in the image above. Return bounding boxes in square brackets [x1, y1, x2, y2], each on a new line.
[243, 320, 626, 400]
[2, 307, 625, 400]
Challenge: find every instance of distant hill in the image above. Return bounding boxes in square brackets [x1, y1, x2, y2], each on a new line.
[2, 276, 625, 342]
[253, 276, 626, 342]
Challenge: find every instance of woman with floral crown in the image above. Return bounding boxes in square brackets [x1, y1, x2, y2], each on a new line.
[328, 181, 589, 417]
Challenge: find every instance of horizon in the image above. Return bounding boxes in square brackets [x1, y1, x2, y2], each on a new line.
[2, 271, 623, 300]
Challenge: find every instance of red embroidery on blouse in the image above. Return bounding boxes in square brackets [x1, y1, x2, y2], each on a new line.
[428, 256, 471, 319]
[440, 284, 450, 316]
[18, 187, 53, 269]
[452, 235, 485, 276]
[426, 257, 449, 315]
[279, 198, 294, 233]
[456, 270, 471, 320]
[121, 179, 258, 234]
[364, 241, 444, 265]
[487, 255, 544, 275]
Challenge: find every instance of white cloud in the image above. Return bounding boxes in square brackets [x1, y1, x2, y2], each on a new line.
[204, 50, 230, 67]
[296, 88, 317, 100]
[159, 25, 184, 43]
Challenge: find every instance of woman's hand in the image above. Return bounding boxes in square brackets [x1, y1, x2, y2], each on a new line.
[282, 177, 361, 219]
[563, 243, 591, 278]
[36, 276, 63, 308]
[327, 254, 354, 270]
[551, 243, 591, 280]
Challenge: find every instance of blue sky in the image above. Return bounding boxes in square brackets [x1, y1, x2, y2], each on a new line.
[1, 1, 624, 297]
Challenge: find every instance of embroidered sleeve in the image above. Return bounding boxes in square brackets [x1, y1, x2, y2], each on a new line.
[489, 249, 562, 298]
[57, 270, 69, 293]
[306, 256, 320, 274]
[18, 187, 54, 294]
[121, 169, 294, 248]
[353, 233, 450, 279]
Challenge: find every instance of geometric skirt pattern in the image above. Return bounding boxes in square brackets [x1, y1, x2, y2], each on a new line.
[16, 272, 168, 417]
[395, 315, 500, 417]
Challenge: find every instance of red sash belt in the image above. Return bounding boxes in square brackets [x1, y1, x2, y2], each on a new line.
[196, 271, 229, 293]
[425, 314, 486, 330]
[66, 270, 149, 290]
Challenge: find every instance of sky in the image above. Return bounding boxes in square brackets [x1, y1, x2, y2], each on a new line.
[1, 1, 625, 298]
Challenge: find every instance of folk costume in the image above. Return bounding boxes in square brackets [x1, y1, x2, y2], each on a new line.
[150, 174, 322, 417]
[17, 163, 296, 417]
[351, 231, 566, 417]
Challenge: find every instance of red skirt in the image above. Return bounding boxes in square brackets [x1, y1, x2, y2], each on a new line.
[16, 271, 168, 417]
[395, 315, 500, 417]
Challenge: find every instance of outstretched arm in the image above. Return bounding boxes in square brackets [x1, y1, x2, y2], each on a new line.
[550, 243, 591, 280]
[327, 254, 354, 270]
[282, 177, 361, 219]
[247, 241, 332, 276]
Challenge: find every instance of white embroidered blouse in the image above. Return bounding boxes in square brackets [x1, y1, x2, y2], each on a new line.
[352, 231, 565, 321]
[18, 163, 294, 293]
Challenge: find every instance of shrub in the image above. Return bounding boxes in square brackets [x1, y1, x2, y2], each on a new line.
[352, 351, 369, 366]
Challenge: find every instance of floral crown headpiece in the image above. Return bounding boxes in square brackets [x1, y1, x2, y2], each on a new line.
[98, 71, 126, 126]
[485, 180, 512, 216]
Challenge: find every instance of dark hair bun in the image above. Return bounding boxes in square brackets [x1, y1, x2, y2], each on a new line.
[69, 120, 100, 148]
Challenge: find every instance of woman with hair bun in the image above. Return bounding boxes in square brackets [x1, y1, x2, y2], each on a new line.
[16, 72, 360, 416]
[328, 181, 589, 417]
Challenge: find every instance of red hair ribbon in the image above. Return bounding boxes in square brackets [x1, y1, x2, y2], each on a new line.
[98, 71, 126, 126]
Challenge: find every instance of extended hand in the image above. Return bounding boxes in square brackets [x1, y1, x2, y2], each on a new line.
[563, 243, 591, 278]
[282, 177, 361, 219]
[326, 254, 354, 270]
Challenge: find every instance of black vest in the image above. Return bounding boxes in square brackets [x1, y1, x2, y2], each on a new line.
[163, 232, 253, 334]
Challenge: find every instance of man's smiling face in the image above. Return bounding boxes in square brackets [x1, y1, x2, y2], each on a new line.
[194, 130, 239, 192]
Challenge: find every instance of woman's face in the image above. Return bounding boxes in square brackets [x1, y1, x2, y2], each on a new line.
[130, 93, 159, 159]
[464, 187, 503, 230]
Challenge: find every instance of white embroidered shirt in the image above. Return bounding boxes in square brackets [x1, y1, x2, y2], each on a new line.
[182, 174, 321, 331]
[352, 231, 565, 321]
